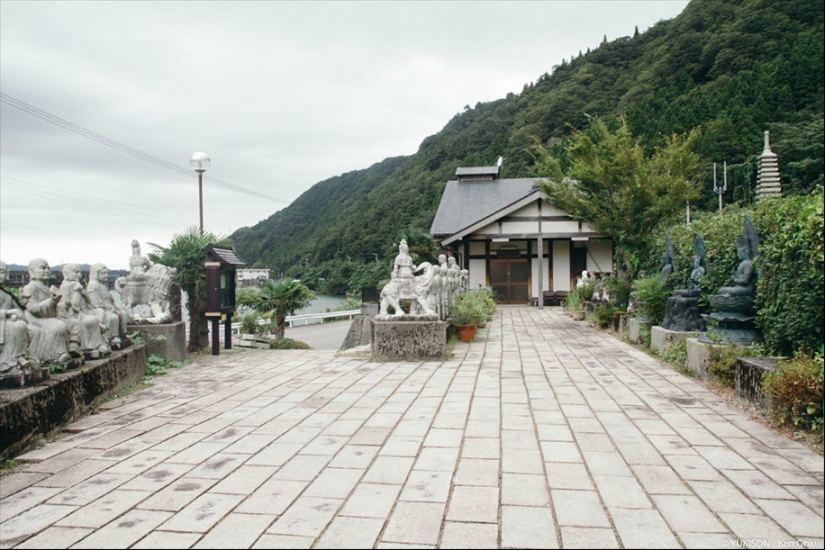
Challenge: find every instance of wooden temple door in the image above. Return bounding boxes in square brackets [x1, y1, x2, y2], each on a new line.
[490, 259, 529, 304]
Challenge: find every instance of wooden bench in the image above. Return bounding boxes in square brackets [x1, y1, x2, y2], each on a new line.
[543, 291, 568, 306]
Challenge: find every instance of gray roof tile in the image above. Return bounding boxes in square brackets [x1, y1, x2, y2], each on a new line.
[430, 178, 542, 237]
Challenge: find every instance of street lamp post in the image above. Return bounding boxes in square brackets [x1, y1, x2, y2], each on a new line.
[190, 152, 211, 233]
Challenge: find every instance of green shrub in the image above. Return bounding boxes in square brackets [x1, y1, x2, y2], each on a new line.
[660, 339, 687, 368]
[707, 343, 764, 387]
[753, 189, 824, 356]
[269, 338, 311, 350]
[240, 311, 271, 334]
[603, 275, 632, 310]
[594, 302, 619, 329]
[763, 349, 824, 433]
[633, 273, 671, 325]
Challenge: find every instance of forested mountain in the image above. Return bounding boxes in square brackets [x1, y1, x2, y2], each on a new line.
[231, 0, 824, 295]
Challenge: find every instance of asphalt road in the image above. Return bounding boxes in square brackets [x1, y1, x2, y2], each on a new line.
[284, 318, 354, 350]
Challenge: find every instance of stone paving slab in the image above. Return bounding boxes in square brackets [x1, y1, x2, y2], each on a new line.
[1, 307, 823, 549]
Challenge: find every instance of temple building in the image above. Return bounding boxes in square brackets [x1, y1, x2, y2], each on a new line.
[430, 161, 614, 304]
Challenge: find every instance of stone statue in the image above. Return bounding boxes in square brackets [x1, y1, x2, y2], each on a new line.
[716, 224, 757, 298]
[701, 215, 761, 345]
[661, 234, 675, 286]
[129, 239, 152, 277]
[662, 234, 707, 332]
[114, 240, 177, 325]
[87, 263, 127, 348]
[120, 263, 176, 324]
[674, 234, 708, 297]
[1, 261, 39, 384]
[58, 263, 110, 359]
[393, 240, 416, 281]
[18, 258, 76, 366]
[378, 241, 437, 319]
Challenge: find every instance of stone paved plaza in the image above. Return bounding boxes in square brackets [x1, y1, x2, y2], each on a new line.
[1, 306, 823, 548]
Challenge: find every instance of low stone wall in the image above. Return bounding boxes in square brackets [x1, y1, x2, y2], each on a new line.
[650, 326, 699, 352]
[685, 337, 726, 379]
[736, 356, 781, 406]
[627, 318, 650, 344]
[0, 346, 147, 461]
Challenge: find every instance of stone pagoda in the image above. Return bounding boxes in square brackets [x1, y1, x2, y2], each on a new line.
[755, 130, 782, 201]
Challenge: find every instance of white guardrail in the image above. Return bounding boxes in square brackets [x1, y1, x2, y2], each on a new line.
[228, 309, 360, 335]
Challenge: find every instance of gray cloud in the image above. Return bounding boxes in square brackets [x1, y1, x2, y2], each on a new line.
[1, 0, 688, 269]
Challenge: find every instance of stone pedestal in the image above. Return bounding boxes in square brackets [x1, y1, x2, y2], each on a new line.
[650, 326, 699, 352]
[685, 337, 724, 379]
[627, 318, 650, 345]
[662, 293, 704, 332]
[126, 321, 186, 363]
[699, 312, 760, 346]
[371, 319, 447, 362]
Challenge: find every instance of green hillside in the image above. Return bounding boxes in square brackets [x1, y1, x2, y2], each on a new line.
[231, 0, 823, 295]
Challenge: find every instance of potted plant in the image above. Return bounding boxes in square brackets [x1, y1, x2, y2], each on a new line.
[566, 288, 585, 321]
[449, 299, 484, 342]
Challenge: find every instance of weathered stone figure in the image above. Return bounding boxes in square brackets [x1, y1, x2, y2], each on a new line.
[701, 215, 761, 344]
[129, 239, 152, 277]
[662, 234, 707, 332]
[1, 261, 38, 382]
[661, 234, 675, 286]
[19, 258, 74, 366]
[378, 241, 436, 318]
[88, 263, 127, 348]
[58, 263, 110, 359]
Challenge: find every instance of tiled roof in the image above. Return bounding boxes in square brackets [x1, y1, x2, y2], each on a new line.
[205, 244, 246, 266]
[455, 166, 500, 177]
[430, 178, 541, 237]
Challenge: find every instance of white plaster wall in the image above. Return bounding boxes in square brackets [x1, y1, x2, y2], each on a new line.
[469, 259, 487, 290]
[543, 220, 580, 233]
[501, 221, 540, 234]
[477, 222, 499, 234]
[532, 257, 550, 297]
[586, 241, 613, 273]
[469, 241, 486, 255]
[553, 240, 571, 291]
[517, 201, 540, 216]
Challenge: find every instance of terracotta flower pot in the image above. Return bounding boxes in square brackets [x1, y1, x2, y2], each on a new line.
[454, 324, 477, 342]
[571, 311, 585, 321]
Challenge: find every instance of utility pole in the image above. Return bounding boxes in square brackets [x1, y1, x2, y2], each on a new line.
[713, 161, 727, 217]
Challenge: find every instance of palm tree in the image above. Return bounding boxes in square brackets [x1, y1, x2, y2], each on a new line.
[255, 279, 316, 338]
[149, 227, 232, 352]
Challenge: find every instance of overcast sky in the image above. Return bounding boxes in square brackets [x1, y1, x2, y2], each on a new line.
[1, 0, 690, 271]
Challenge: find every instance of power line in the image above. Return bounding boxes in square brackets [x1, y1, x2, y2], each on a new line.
[0, 92, 289, 204]
[0, 177, 183, 229]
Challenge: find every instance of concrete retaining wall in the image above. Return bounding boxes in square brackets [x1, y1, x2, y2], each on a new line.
[0, 346, 146, 460]
[650, 326, 699, 352]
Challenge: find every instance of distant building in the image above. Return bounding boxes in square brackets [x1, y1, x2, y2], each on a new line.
[237, 268, 270, 287]
[430, 162, 614, 304]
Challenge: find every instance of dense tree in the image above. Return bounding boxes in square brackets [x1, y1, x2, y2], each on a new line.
[533, 117, 701, 278]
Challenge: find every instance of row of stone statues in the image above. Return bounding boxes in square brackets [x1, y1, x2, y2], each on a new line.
[1, 241, 177, 387]
[657, 215, 760, 344]
[377, 240, 468, 321]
